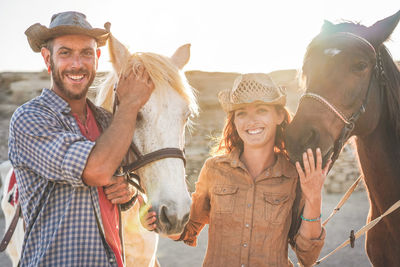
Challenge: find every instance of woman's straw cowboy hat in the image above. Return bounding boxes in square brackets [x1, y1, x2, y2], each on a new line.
[218, 73, 286, 113]
[25, 11, 109, 52]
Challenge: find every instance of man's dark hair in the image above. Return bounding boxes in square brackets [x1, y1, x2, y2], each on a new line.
[44, 39, 54, 54]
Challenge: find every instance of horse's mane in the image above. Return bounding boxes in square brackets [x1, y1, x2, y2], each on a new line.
[302, 21, 400, 145]
[96, 52, 198, 117]
[379, 46, 400, 145]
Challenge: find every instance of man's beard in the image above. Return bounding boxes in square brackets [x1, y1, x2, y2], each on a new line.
[50, 58, 96, 100]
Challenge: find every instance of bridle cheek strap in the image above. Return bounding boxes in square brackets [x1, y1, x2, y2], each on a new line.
[112, 90, 186, 194]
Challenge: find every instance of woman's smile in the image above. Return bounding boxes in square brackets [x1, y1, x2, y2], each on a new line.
[246, 127, 264, 135]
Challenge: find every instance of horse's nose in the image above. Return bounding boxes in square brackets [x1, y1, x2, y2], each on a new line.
[300, 127, 320, 149]
[286, 124, 320, 162]
[158, 205, 190, 231]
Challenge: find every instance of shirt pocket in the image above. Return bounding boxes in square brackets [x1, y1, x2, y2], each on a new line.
[264, 193, 291, 224]
[212, 185, 239, 213]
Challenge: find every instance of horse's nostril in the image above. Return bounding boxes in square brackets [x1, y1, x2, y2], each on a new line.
[159, 206, 170, 225]
[159, 205, 179, 228]
[302, 128, 319, 148]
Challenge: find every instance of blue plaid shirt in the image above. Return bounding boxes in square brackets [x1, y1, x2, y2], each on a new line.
[8, 88, 122, 266]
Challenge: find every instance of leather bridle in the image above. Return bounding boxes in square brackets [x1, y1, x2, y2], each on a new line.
[298, 32, 384, 164]
[112, 90, 186, 194]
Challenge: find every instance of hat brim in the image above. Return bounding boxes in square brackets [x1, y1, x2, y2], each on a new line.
[218, 89, 286, 113]
[25, 23, 109, 52]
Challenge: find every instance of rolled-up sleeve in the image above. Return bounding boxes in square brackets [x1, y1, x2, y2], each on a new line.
[9, 109, 94, 187]
[293, 227, 326, 267]
[179, 159, 211, 246]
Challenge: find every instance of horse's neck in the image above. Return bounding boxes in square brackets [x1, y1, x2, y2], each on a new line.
[355, 118, 400, 215]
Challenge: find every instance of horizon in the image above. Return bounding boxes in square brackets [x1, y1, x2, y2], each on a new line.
[0, 1, 399, 74]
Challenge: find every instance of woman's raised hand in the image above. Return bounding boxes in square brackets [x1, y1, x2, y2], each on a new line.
[295, 148, 331, 204]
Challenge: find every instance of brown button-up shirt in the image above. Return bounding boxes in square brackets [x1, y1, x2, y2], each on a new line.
[180, 149, 325, 267]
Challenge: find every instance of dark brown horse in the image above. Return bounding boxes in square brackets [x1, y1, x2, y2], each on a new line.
[285, 11, 400, 266]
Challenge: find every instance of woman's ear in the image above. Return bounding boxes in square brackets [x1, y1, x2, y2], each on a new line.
[276, 107, 285, 126]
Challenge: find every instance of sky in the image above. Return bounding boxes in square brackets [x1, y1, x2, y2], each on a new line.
[0, 0, 399, 74]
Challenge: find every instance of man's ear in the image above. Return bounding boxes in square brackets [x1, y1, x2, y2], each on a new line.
[96, 48, 101, 70]
[41, 47, 51, 71]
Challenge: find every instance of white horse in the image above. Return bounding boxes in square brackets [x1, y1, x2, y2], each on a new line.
[1, 160, 23, 267]
[97, 26, 198, 266]
[1, 28, 198, 266]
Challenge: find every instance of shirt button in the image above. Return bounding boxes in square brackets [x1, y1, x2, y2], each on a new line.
[245, 223, 250, 228]
[247, 203, 251, 208]
[109, 258, 115, 263]
[243, 243, 247, 247]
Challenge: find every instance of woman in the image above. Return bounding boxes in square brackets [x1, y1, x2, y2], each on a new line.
[141, 73, 330, 267]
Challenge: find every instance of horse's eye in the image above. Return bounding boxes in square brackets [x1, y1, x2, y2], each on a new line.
[352, 61, 368, 72]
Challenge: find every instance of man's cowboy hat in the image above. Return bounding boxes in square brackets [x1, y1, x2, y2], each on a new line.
[25, 11, 109, 52]
[218, 73, 286, 112]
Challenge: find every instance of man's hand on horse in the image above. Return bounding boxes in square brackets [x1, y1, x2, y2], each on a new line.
[116, 64, 155, 111]
[104, 176, 137, 204]
[138, 195, 157, 231]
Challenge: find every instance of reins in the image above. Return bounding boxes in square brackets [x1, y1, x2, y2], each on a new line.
[112, 88, 186, 194]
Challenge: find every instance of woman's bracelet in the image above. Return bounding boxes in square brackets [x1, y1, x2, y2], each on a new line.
[300, 213, 322, 222]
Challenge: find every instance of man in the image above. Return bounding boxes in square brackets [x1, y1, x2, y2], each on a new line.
[8, 11, 154, 266]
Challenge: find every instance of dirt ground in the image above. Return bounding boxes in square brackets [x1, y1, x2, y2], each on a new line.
[0, 191, 371, 266]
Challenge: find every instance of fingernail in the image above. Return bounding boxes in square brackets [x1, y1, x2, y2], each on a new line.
[317, 148, 321, 152]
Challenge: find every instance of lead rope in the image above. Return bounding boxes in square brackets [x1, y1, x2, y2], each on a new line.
[307, 173, 400, 265]
[322, 175, 363, 227]
[313, 199, 400, 265]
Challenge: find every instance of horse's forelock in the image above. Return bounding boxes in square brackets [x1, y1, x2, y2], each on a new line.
[96, 51, 198, 117]
[131, 52, 198, 116]
[302, 22, 374, 86]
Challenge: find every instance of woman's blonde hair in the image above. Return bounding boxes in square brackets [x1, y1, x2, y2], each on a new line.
[212, 105, 292, 156]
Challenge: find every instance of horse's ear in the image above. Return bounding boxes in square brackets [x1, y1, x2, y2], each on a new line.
[170, 43, 191, 70]
[321, 20, 335, 33]
[365, 10, 400, 47]
[104, 22, 130, 74]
